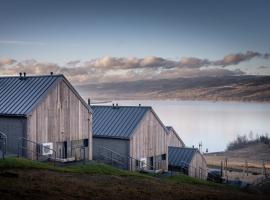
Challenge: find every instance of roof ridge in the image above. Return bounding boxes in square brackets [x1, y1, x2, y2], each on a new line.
[169, 146, 198, 150]
[91, 105, 152, 108]
[0, 74, 63, 79]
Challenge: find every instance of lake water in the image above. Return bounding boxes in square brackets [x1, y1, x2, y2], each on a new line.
[103, 100, 270, 152]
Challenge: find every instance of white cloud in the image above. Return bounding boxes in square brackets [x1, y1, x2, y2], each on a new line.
[0, 50, 269, 84]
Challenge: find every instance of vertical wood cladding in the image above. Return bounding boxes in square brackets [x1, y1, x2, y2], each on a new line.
[189, 152, 208, 180]
[167, 129, 184, 147]
[27, 79, 92, 159]
[129, 110, 168, 170]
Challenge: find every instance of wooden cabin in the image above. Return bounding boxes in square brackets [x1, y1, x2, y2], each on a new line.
[92, 105, 168, 172]
[168, 146, 208, 180]
[0, 74, 92, 161]
[166, 126, 185, 147]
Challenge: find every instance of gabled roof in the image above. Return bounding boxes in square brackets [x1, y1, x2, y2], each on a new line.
[168, 146, 199, 167]
[0, 74, 91, 116]
[166, 126, 185, 146]
[92, 105, 152, 139]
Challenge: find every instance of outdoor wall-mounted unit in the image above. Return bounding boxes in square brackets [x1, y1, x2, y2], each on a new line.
[41, 143, 53, 155]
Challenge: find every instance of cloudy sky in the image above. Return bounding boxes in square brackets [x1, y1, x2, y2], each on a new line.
[0, 0, 270, 85]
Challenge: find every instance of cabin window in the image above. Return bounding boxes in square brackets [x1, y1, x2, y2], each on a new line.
[83, 139, 89, 147]
[162, 154, 166, 160]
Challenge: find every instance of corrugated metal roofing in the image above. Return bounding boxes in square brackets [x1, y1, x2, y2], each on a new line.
[168, 146, 198, 167]
[0, 74, 91, 116]
[92, 105, 151, 139]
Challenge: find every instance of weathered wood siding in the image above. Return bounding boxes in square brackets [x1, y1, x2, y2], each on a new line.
[129, 110, 168, 171]
[27, 79, 92, 160]
[167, 129, 184, 148]
[189, 152, 208, 180]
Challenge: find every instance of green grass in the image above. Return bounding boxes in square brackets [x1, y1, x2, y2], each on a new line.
[0, 157, 57, 171]
[0, 157, 150, 178]
[65, 162, 151, 178]
[165, 173, 240, 191]
[165, 173, 218, 187]
[0, 157, 243, 190]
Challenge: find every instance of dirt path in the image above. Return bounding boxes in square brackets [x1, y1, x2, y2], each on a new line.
[0, 169, 267, 200]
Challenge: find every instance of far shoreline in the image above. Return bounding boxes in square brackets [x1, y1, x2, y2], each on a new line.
[89, 98, 270, 105]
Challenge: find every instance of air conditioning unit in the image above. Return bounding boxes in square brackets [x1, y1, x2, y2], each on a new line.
[140, 158, 147, 168]
[41, 143, 53, 155]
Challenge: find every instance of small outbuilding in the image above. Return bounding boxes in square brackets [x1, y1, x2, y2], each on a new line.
[0, 74, 92, 161]
[168, 146, 208, 180]
[92, 105, 168, 171]
[166, 126, 185, 147]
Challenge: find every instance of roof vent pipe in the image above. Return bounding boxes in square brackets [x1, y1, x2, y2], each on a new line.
[23, 72, 26, 77]
[19, 72, 22, 77]
[50, 72, 53, 76]
[88, 98, 91, 106]
[139, 104, 141, 107]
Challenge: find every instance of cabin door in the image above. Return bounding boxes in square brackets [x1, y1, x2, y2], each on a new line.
[56, 141, 68, 159]
[149, 156, 154, 170]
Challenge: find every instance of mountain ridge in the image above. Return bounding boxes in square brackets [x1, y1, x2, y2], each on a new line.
[77, 75, 270, 102]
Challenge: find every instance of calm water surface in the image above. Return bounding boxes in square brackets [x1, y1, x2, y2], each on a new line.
[104, 100, 270, 152]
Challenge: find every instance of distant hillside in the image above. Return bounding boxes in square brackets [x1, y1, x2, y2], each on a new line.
[207, 133, 270, 163]
[205, 142, 270, 177]
[227, 134, 270, 151]
[205, 142, 270, 186]
[77, 75, 270, 102]
[209, 142, 270, 162]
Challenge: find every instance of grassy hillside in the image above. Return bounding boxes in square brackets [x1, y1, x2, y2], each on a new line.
[0, 157, 268, 200]
[207, 143, 270, 162]
[0, 157, 148, 177]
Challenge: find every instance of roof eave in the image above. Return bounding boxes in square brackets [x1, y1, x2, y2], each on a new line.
[61, 76, 93, 114]
[0, 113, 27, 118]
[93, 135, 130, 140]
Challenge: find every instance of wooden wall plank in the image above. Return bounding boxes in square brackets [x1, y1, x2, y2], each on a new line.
[167, 129, 184, 148]
[27, 79, 92, 160]
[129, 110, 168, 171]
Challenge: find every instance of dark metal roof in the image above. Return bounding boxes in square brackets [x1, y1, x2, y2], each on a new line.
[0, 74, 91, 116]
[168, 146, 198, 167]
[92, 105, 151, 139]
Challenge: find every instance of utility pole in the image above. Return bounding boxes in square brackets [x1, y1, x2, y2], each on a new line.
[225, 157, 228, 181]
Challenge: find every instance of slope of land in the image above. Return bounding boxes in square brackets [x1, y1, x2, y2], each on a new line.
[205, 142, 270, 182]
[77, 75, 270, 102]
[0, 157, 267, 200]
